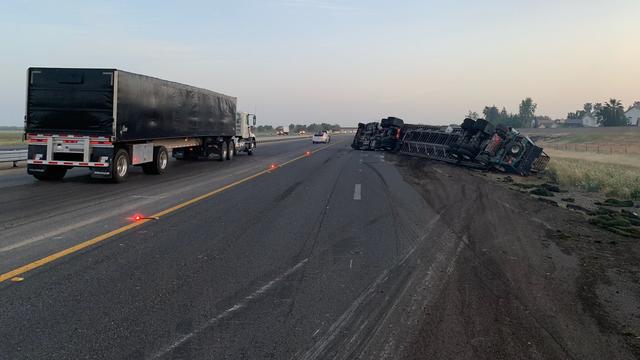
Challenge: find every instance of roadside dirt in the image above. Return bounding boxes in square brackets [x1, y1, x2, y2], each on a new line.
[382, 156, 640, 359]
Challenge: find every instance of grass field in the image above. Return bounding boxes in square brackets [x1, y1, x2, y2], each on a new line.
[526, 127, 640, 155]
[544, 149, 640, 200]
[0, 131, 24, 146]
[520, 127, 640, 200]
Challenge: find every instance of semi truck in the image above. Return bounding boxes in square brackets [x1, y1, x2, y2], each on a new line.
[352, 117, 549, 176]
[24, 68, 257, 182]
[275, 126, 291, 136]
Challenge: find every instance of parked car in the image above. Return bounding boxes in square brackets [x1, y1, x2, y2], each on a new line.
[312, 131, 331, 144]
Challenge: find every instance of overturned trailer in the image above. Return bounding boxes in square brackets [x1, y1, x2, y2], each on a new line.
[352, 117, 549, 176]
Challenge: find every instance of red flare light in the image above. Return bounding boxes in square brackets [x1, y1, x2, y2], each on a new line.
[269, 163, 278, 170]
[128, 213, 144, 221]
[305, 151, 312, 156]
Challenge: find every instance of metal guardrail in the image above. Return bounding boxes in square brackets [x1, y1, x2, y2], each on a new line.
[0, 150, 27, 167]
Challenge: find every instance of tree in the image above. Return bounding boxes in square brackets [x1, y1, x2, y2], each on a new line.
[483, 106, 500, 123]
[583, 103, 593, 114]
[597, 99, 628, 127]
[519, 97, 537, 127]
[466, 110, 479, 120]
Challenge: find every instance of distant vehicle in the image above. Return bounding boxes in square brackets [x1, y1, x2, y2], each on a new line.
[298, 130, 306, 135]
[275, 126, 291, 135]
[24, 67, 257, 182]
[312, 131, 330, 144]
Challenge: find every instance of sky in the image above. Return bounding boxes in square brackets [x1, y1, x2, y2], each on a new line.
[1, 0, 638, 127]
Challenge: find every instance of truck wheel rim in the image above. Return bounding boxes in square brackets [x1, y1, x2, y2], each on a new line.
[117, 156, 128, 177]
[160, 151, 168, 169]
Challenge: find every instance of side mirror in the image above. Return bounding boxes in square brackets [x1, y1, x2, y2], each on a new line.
[253, 116, 257, 126]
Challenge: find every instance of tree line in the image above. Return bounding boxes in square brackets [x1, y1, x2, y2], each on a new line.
[566, 99, 629, 127]
[468, 97, 540, 128]
[468, 97, 634, 128]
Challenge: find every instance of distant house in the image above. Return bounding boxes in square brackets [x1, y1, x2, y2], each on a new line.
[625, 102, 640, 126]
[537, 119, 563, 129]
[565, 114, 599, 127]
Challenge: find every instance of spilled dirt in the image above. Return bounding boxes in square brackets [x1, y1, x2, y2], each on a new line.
[378, 155, 640, 359]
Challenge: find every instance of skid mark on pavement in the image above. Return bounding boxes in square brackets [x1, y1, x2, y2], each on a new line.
[299, 213, 445, 360]
[152, 258, 309, 359]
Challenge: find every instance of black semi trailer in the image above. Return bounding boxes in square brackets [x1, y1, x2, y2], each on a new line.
[24, 68, 256, 182]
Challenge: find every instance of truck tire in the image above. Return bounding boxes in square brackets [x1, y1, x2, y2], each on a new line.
[143, 146, 169, 175]
[226, 140, 234, 160]
[218, 142, 227, 162]
[32, 166, 67, 181]
[111, 149, 130, 182]
[247, 140, 255, 156]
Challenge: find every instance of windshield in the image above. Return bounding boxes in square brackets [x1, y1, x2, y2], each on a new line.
[1, 2, 639, 360]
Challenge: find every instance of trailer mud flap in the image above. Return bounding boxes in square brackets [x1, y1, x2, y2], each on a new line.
[91, 167, 113, 178]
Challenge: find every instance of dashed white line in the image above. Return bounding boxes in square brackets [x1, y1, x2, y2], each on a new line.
[353, 184, 362, 200]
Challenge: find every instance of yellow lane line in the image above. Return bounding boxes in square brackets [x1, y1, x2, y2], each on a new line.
[0, 141, 341, 283]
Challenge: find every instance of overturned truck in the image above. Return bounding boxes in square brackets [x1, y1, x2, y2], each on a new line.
[352, 117, 549, 176]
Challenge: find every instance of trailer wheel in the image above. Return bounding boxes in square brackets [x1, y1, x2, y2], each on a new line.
[32, 166, 67, 181]
[143, 146, 169, 175]
[226, 140, 235, 160]
[111, 149, 130, 182]
[218, 142, 227, 162]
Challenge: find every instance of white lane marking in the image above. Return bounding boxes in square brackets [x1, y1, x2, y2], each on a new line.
[433, 167, 443, 174]
[152, 258, 309, 359]
[349, 259, 353, 269]
[353, 184, 362, 200]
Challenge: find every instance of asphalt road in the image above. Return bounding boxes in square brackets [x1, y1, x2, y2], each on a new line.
[0, 135, 635, 359]
[0, 135, 439, 359]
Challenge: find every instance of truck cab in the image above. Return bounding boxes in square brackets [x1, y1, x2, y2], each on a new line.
[236, 112, 256, 139]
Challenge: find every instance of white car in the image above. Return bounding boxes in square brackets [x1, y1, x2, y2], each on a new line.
[312, 131, 331, 144]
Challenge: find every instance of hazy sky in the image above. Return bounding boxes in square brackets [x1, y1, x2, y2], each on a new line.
[1, 0, 638, 127]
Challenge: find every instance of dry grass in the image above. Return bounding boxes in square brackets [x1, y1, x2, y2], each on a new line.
[545, 149, 640, 168]
[0, 131, 24, 146]
[546, 153, 640, 200]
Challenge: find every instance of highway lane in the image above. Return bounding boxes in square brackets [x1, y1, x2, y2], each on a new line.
[0, 137, 330, 274]
[0, 135, 446, 359]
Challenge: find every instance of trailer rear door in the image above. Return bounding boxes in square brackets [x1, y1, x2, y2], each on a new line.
[26, 68, 115, 135]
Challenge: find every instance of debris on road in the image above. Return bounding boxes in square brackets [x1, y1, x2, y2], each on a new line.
[352, 117, 549, 176]
[394, 155, 640, 359]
